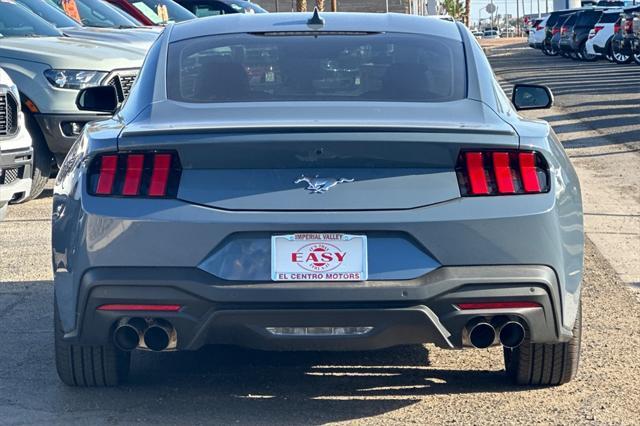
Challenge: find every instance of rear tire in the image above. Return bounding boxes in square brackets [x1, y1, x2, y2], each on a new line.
[55, 302, 130, 387]
[14, 113, 52, 203]
[633, 52, 640, 65]
[504, 299, 581, 386]
[580, 43, 598, 62]
[542, 41, 559, 56]
[612, 42, 632, 64]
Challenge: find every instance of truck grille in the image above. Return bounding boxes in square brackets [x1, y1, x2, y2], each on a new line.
[0, 167, 23, 185]
[106, 70, 139, 103]
[0, 92, 18, 137]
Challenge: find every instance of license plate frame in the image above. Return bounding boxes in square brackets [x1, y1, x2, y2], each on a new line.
[271, 233, 368, 282]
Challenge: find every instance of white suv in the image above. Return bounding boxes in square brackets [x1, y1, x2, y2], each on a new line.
[586, 9, 623, 61]
[528, 16, 549, 49]
[0, 68, 32, 220]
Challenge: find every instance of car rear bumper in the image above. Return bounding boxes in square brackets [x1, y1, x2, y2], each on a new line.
[593, 43, 608, 55]
[61, 265, 571, 351]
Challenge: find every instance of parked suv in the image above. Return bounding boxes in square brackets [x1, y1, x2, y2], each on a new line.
[0, 68, 32, 219]
[586, 9, 623, 61]
[528, 16, 548, 49]
[569, 9, 603, 60]
[542, 10, 577, 55]
[0, 3, 145, 200]
[558, 13, 578, 57]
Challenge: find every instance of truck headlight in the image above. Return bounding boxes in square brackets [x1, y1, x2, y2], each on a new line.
[44, 70, 108, 90]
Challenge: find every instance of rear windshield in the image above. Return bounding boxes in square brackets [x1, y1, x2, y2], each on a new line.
[547, 12, 566, 26]
[576, 11, 602, 26]
[599, 12, 622, 23]
[564, 14, 577, 26]
[167, 32, 466, 103]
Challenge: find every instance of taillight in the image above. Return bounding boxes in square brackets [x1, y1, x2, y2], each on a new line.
[561, 25, 567, 35]
[552, 27, 560, 35]
[89, 152, 181, 197]
[456, 150, 549, 196]
[536, 24, 544, 31]
[614, 21, 621, 33]
[590, 25, 604, 39]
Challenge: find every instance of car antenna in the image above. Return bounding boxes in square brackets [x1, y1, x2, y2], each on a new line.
[307, 7, 325, 27]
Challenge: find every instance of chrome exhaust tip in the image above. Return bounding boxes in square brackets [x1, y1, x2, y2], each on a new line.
[142, 319, 176, 352]
[113, 317, 145, 351]
[463, 319, 497, 349]
[498, 321, 526, 348]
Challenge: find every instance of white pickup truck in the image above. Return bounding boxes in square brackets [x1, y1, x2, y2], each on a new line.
[0, 67, 32, 220]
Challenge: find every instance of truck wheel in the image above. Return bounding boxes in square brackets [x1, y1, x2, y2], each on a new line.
[504, 299, 581, 386]
[55, 302, 130, 387]
[633, 52, 640, 65]
[14, 113, 52, 202]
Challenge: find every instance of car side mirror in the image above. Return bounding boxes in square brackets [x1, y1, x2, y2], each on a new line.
[511, 84, 554, 111]
[76, 86, 118, 114]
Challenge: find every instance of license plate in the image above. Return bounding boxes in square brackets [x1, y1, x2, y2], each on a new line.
[271, 233, 368, 281]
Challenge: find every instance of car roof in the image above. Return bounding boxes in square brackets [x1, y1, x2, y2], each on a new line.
[168, 12, 462, 43]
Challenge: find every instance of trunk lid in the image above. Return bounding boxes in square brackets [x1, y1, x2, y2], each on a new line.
[118, 100, 517, 211]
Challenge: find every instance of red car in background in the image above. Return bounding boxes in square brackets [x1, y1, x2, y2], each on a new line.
[105, 0, 196, 25]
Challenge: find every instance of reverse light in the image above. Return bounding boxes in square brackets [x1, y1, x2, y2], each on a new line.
[89, 152, 181, 197]
[456, 150, 549, 196]
[457, 302, 542, 310]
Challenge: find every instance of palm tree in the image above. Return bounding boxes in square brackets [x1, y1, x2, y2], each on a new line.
[465, 0, 471, 26]
[316, 0, 325, 12]
[443, 0, 465, 21]
[296, 0, 307, 11]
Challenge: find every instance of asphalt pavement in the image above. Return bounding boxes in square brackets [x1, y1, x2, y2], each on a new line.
[0, 44, 639, 425]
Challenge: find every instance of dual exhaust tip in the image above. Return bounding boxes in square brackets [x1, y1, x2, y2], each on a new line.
[113, 318, 177, 352]
[464, 318, 526, 349]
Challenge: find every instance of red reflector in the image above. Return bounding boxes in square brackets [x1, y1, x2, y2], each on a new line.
[95, 155, 118, 195]
[97, 304, 181, 312]
[519, 152, 542, 193]
[148, 154, 172, 197]
[465, 152, 489, 195]
[457, 302, 542, 310]
[121, 154, 145, 196]
[492, 152, 515, 194]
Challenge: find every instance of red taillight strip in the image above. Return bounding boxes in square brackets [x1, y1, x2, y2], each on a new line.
[492, 152, 515, 194]
[121, 154, 145, 196]
[95, 155, 118, 195]
[457, 302, 541, 310]
[97, 304, 181, 312]
[519, 152, 542, 193]
[465, 152, 489, 195]
[148, 153, 172, 197]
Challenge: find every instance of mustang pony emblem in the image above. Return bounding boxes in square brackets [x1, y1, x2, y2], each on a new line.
[294, 175, 354, 193]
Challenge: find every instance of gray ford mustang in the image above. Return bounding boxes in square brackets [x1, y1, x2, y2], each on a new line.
[53, 12, 584, 387]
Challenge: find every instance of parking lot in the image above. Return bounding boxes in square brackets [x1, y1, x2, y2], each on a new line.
[0, 43, 639, 424]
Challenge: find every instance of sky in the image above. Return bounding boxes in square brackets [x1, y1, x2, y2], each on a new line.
[470, 0, 554, 25]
